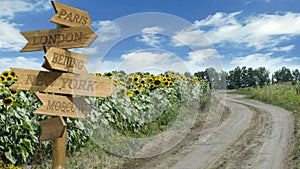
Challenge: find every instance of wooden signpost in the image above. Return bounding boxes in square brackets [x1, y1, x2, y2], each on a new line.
[34, 93, 86, 119]
[10, 68, 115, 97]
[21, 26, 97, 52]
[43, 47, 89, 74]
[10, 1, 114, 169]
[50, 1, 92, 27]
[39, 116, 67, 141]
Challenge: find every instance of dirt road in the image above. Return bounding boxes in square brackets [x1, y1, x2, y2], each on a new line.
[122, 92, 294, 169]
[174, 93, 294, 169]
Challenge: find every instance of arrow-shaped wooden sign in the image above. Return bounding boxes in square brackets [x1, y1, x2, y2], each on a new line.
[21, 26, 97, 52]
[42, 47, 89, 74]
[10, 68, 115, 97]
[35, 93, 90, 118]
[50, 1, 92, 27]
[39, 116, 66, 141]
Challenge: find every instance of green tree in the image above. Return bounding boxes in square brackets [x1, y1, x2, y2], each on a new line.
[241, 66, 249, 88]
[247, 67, 256, 87]
[273, 67, 293, 83]
[254, 67, 270, 86]
[292, 69, 300, 84]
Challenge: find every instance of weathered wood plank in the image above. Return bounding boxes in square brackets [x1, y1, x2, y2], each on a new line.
[10, 68, 115, 97]
[34, 93, 89, 118]
[39, 116, 66, 141]
[50, 1, 92, 27]
[43, 47, 89, 74]
[21, 26, 97, 52]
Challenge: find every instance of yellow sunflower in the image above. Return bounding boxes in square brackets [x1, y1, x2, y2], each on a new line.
[10, 71, 16, 77]
[138, 84, 144, 89]
[164, 74, 171, 78]
[3, 97, 14, 106]
[147, 78, 153, 83]
[1, 70, 10, 77]
[0, 75, 7, 83]
[133, 76, 140, 82]
[164, 81, 170, 86]
[134, 89, 141, 95]
[10, 89, 18, 95]
[140, 79, 145, 84]
[127, 77, 133, 83]
[104, 72, 115, 77]
[95, 73, 102, 77]
[127, 90, 134, 97]
[6, 75, 14, 81]
[153, 79, 161, 87]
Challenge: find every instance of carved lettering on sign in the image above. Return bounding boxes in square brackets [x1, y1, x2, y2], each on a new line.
[51, 52, 84, 70]
[57, 8, 89, 25]
[10, 68, 115, 97]
[43, 47, 89, 74]
[50, 1, 92, 27]
[32, 32, 83, 46]
[24, 74, 56, 87]
[35, 93, 88, 118]
[21, 27, 97, 52]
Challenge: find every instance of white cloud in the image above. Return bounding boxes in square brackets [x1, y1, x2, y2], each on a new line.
[118, 51, 190, 73]
[0, 0, 50, 51]
[194, 12, 241, 28]
[85, 59, 121, 73]
[230, 53, 299, 73]
[0, 20, 26, 51]
[184, 12, 300, 50]
[172, 27, 210, 48]
[184, 48, 222, 72]
[86, 49, 222, 74]
[137, 26, 164, 47]
[271, 45, 294, 52]
[93, 20, 121, 42]
[0, 0, 50, 19]
[86, 50, 194, 74]
[0, 56, 43, 71]
[187, 49, 219, 63]
[72, 47, 98, 55]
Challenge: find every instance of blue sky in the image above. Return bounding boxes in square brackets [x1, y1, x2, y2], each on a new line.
[0, 0, 299, 74]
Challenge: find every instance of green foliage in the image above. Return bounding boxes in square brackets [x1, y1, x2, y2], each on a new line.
[0, 70, 210, 167]
[0, 70, 90, 167]
[84, 72, 209, 137]
[195, 66, 300, 90]
[0, 82, 46, 166]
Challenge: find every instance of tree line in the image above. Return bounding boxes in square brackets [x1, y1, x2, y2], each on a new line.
[194, 66, 300, 89]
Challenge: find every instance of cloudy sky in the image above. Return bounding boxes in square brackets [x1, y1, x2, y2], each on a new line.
[0, 0, 299, 74]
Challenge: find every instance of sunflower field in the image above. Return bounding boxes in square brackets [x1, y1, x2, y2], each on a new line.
[0, 70, 209, 168]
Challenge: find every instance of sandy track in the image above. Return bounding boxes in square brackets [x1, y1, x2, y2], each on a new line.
[119, 92, 294, 169]
[222, 94, 294, 169]
[172, 93, 294, 169]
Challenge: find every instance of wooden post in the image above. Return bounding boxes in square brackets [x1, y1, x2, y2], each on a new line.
[12, 2, 111, 168]
[52, 118, 67, 169]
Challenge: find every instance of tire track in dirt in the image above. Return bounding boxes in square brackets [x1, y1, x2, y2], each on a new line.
[171, 93, 254, 169]
[221, 94, 294, 169]
[119, 92, 294, 169]
[172, 92, 293, 169]
[208, 102, 272, 169]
